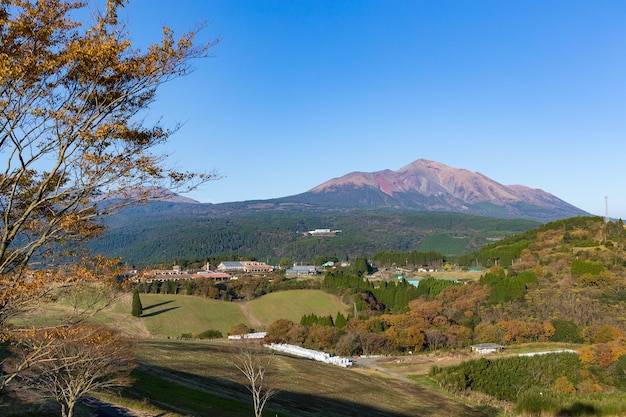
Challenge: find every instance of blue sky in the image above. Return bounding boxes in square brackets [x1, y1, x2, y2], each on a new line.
[123, 1, 626, 219]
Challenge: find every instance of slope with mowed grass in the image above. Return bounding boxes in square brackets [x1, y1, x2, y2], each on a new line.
[110, 294, 248, 338]
[106, 290, 350, 338]
[246, 290, 350, 325]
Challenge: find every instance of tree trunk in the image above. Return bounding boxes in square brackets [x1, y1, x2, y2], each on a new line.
[65, 400, 76, 417]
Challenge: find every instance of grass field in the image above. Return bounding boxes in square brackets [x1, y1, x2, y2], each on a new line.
[245, 290, 350, 326]
[8, 288, 502, 417]
[4, 290, 498, 417]
[99, 291, 496, 416]
[127, 339, 498, 417]
[105, 290, 349, 338]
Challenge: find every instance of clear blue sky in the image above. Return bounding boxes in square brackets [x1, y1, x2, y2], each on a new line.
[123, 1, 626, 219]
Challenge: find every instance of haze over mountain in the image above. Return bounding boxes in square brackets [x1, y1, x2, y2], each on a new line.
[274, 159, 588, 221]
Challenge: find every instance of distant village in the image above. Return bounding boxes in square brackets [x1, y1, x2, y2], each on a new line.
[136, 228, 349, 283]
[137, 258, 352, 284]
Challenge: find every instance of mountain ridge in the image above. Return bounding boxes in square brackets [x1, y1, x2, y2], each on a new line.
[278, 159, 587, 221]
[91, 159, 586, 264]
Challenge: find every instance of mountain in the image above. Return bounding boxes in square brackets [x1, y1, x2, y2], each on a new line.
[276, 159, 587, 221]
[89, 159, 589, 265]
[102, 186, 201, 204]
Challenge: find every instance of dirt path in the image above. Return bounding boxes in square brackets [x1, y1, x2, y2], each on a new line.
[237, 302, 264, 331]
[106, 293, 151, 338]
[354, 356, 417, 383]
[357, 352, 471, 377]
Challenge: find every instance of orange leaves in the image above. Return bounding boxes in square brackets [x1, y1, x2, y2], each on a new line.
[552, 376, 576, 394]
[0, 0, 217, 276]
[576, 338, 626, 368]
[0, 4, 219, 387]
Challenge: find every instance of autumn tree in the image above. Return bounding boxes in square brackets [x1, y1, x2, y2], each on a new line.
[0, 0, 217, 396]
[1, 255, 123, 392]
[265, 319, 295, 343]
[0, 0, 217, 325]
[8, 324, 135, 417]
[229, 322, 250, 336]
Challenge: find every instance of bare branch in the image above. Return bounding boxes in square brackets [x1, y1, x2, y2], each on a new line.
[230, 345, 279, 417]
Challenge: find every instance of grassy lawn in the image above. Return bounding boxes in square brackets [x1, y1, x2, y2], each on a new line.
[246, 289, 350, 325]
[104, 290, 351, 338]
[109, 293, 249, 338]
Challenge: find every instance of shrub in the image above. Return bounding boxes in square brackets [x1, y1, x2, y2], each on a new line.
[515, 387, 558, 415]
[550, 319, 583, 343]
[196, 329, 223, 339]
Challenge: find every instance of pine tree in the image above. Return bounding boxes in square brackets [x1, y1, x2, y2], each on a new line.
[335, 312, 347, 329]
[131, 289, 143, 317]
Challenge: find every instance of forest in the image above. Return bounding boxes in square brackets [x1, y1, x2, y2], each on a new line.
[90, 203, 538, 266]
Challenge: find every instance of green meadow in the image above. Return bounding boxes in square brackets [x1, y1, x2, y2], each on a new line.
[107, 289, 349, 338]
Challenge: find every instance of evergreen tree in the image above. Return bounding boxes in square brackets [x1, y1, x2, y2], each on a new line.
[131, 289, 143, 317]
[335, 312, 347, 329]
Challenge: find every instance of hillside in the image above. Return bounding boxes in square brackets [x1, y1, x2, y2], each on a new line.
[454, 216, 626, 328]
[106, 290, 349, 338]
[91, 206, 539, 266]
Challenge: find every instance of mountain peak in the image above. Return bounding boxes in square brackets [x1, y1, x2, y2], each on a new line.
[299, 159, 587, 221]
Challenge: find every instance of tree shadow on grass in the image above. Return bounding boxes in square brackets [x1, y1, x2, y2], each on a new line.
[127, 359, 493, 417]
[556, 402, 598, 416]
[142, 300, 175, 311]
[140, 306, 179, 317]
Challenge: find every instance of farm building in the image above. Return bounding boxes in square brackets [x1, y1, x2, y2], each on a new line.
[286, 265, 318, 275]
[305, 228, 342, 236]
[471, 343, 504, 354]
[241, 261, 273, 273]
[218, 261, 273, 273]
[228, 332, 267, 340]
[141, 266, 231, 283]
[217, 261, 245, 272]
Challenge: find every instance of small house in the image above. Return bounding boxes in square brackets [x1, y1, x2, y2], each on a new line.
[471, 343, 504, 355]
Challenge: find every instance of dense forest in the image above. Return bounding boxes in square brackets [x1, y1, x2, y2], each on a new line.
[90, 202, 538, 266]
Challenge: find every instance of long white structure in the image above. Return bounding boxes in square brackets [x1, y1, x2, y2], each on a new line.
[265, 343, 353, 367]
[228, 332, 267, 340]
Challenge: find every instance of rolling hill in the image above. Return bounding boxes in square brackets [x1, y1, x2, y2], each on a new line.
[106, 290, 349, 338]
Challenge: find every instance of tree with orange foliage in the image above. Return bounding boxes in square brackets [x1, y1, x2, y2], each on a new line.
[0, 254, 123, 393]
[8, 324, 135, 417]
[0, 0, 217, 398]
[0, 0, 217, 272]
[0, 0, 216, 307]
